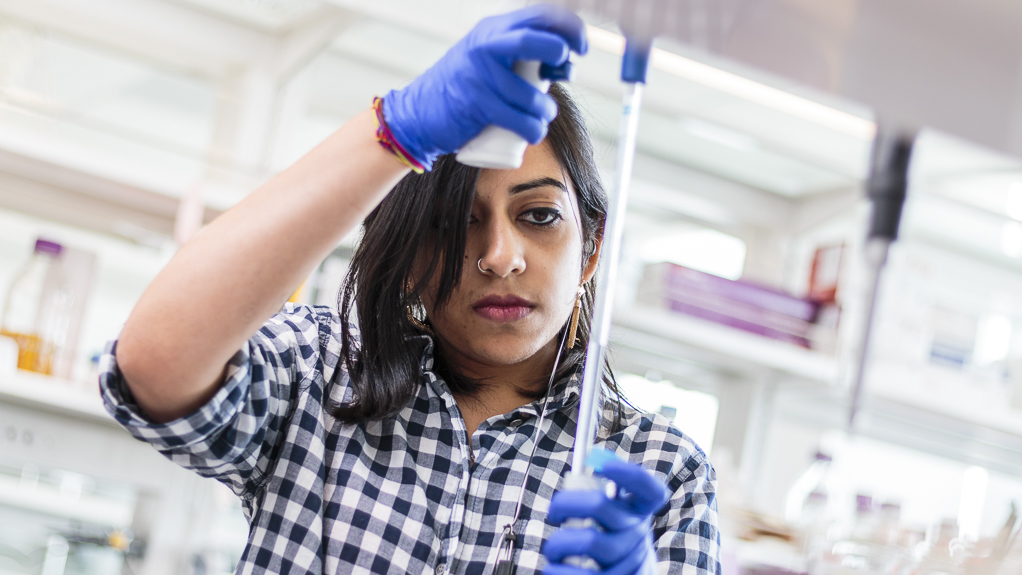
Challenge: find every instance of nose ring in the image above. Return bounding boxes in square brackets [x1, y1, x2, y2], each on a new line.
[477, 258, 487, 274]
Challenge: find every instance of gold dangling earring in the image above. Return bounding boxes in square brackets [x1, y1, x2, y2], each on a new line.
[566, 286, 585, 349]
[406, 299, 433, 334]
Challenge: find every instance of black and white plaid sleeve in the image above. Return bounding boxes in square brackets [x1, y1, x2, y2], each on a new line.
[99, 304, 344, 497]
[656, 446, 719, 575]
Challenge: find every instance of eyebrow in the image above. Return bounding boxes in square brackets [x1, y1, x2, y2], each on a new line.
[508, 177, 567, 196]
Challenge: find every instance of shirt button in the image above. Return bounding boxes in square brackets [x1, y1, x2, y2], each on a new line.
[435, 563, 446, 575]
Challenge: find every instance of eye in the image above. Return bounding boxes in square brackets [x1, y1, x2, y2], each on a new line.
[521, 208, 562, 226]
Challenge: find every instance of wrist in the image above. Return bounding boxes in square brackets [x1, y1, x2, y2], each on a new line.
[379, 92, 434, 172]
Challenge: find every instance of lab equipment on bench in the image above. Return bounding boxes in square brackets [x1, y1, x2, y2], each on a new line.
[0, 375, 243, 575]
[784, 451, 833, 526]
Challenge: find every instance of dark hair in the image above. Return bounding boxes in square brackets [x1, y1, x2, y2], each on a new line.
[333, 83, 621, 424]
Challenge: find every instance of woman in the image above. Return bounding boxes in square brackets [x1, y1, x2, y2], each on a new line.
[101, 5, 719, 575]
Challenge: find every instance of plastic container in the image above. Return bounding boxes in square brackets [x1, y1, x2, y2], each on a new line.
[456, 60, 550, 170]
[0, 239, 74, 375]
[850, 493, 878, 542]
[801, 490, 833, 572]
[872, 501, 902, 546]
[785, 451, 833, 525]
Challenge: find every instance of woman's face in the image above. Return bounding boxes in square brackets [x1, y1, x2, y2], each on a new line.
[421, 141, 599, 377]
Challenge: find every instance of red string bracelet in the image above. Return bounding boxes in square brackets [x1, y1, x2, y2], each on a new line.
[372, 97, 425, 174]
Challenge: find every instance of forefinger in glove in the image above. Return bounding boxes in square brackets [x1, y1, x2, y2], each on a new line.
[543, 522, 648, 567]
[598, 460, 670, 516]
[547, 489, 645, 531]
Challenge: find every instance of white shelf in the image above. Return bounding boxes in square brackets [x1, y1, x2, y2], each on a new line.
[0, 370, 113, 424]
[613, 304, 839, 384]
[0, 472, 133, 528]
[867, 362, 1022, 438]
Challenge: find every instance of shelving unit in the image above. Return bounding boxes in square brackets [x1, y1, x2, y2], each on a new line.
[0, 0, 1021, 554]
[612, 303, 1022, 440]
[0, 370, 112, 425]
[0, 369, 241, 575]
[613, 304, 839, 384]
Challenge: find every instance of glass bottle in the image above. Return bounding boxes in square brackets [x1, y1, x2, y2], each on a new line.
[0, 239, 74, 375]
[916, 518, 960, 575]
[802, 490, 833, 574]
[785, 451, 834, 524]
[851, 493, 878, 542]
[872, 501, 902, 546]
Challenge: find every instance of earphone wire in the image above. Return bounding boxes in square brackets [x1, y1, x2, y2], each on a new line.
[494, 166, 591, 574]
[492, 318, 574, 575]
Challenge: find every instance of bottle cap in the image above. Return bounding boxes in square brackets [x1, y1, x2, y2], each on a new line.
[880, 501, 901, 511]
[539, 60, 574, 82]
[856, 493, 874, 512]
[621, 37, 653, 83]
[34, 239, 63, 256]
[585, 447, 620, 473]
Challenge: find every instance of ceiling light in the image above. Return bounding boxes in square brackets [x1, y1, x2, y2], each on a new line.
[679, 117, 759, 151]
[586, 25, 877, 141]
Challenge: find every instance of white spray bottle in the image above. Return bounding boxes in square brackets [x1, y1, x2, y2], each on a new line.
[456, 60, 573, 170]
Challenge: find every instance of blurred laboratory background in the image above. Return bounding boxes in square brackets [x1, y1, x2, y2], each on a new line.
[0, 1, 1020, 575]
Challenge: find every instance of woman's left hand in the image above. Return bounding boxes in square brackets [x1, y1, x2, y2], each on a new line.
[542, 456, 669, 575]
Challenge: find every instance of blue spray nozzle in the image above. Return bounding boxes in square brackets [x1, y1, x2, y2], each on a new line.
[621, 37, 653, 84]
[540, 60, 575, 82]
[585, 448, 620, 473]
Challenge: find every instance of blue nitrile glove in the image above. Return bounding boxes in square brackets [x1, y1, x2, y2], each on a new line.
[543, 451, 669, 575]
[382, 4, 587, 171]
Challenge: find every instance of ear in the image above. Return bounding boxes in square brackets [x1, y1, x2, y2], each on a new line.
[581, 234, 602, 284]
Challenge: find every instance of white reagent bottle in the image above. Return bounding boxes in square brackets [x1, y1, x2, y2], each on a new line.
[457, 60, 562, 170]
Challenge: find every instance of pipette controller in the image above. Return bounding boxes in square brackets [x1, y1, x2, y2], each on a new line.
[571, 35, 652, 477]
[847, 128, 914, 431]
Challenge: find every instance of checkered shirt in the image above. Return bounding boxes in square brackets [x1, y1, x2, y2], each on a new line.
[100, 304, 719, 575]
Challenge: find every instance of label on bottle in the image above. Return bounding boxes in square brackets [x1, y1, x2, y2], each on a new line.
[0, 329, 53, 375]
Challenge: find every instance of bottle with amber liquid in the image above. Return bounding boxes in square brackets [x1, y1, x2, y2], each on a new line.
[0, 239, 74, 375]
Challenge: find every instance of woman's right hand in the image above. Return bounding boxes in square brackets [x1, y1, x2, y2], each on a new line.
[382, 4, 587, 171]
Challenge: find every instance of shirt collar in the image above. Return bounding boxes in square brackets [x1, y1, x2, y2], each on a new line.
[416, 334, 593, 419]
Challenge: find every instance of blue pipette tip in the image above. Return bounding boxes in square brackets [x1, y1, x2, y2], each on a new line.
[585, 448, 619, 473]
[621, 37, 653, 84]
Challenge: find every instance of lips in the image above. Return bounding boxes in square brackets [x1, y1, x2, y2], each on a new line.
[472, 295, 535, 323]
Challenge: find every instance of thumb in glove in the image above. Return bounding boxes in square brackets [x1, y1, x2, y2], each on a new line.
[542, 450, 669, 575]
